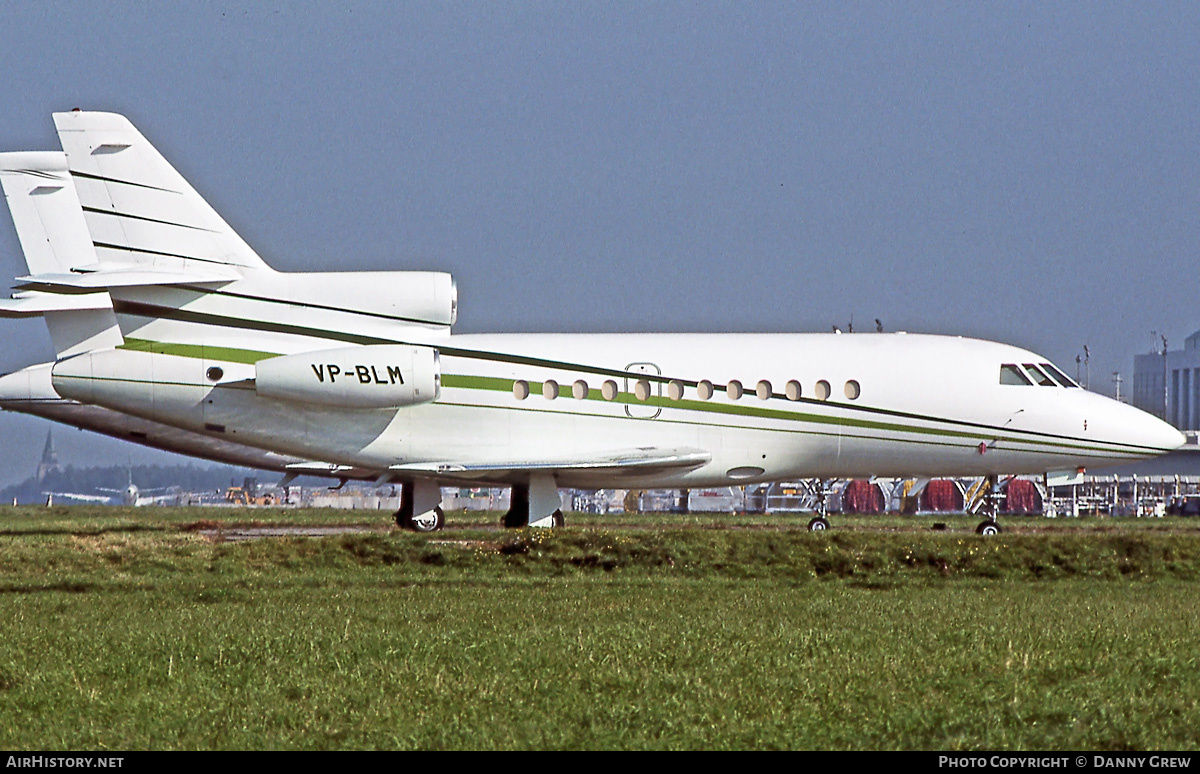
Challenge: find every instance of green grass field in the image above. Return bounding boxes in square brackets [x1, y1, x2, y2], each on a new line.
[1, 506, 1199, 750]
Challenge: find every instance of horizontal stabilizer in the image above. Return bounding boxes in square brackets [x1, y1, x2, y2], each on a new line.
[0, 291, 113, 318]
[389, 447, 712, 479]
[15, 266, 239, 293]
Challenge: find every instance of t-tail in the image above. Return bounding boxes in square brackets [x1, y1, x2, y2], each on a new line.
[52, 110, 272, 275]
[11, 112, 456, 361]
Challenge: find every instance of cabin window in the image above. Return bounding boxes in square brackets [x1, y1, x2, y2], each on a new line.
[668, 380, 685, 400]
[756, 380, 772, 400]
[844, 380, 860, 400]
[999, 365, 1033, 386]
[206, 366, 224, 382]
[814, 380, 831, 401]
[697, 380, 714, 400]
[513, 380, 530, 399]
[572, 380, 589, 400]
[785, 380, 802, 401]
[601, 380, 618, 401]
[543, 380, 559, 399]
[635, 379, 651, 401]
[1023, 364, 1057, 387]
[1040, 362, 1078, 388]
[727, 380, 744, 400]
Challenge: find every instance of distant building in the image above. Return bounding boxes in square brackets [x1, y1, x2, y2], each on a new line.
[35, 429, 61, 482]
[1133, 330, 1200, 429]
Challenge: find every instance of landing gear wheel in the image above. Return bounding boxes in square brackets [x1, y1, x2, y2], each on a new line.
[807, 516, 830, 531]
[976, 519, 1001, 536]
[410, 506, 445, 533]
[503, 484, 530, 528]
[552, 509, 565, 528]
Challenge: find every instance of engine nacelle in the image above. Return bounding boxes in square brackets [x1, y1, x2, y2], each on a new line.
[255, 345, 440, 408]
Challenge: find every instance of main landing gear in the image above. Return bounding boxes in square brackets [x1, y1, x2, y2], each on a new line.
[393, 480, 445, 532]
[501, 473, 565, 528]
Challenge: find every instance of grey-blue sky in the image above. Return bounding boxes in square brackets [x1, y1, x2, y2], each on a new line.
[0, 3, 1196, 482]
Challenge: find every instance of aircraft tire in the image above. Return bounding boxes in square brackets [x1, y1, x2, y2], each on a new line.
[410, 506, 445, 533]
[807, 516, 830, 531]
[976, 519, 1001, 536]
[552, 509, 565, 528]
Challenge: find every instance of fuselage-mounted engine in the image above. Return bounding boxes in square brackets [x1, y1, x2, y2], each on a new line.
[255, 345, 440, 409]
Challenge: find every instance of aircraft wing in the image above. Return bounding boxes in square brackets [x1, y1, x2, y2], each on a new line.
[45, 491, 112, 503]
[388, 447, 712, 480]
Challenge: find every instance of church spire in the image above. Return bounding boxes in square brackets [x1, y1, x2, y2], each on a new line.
[36, 428, 61, 483]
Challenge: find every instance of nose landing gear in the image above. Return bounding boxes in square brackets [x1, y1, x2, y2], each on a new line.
[807, 479, 831, 531]
[973, 475, 1002, 535]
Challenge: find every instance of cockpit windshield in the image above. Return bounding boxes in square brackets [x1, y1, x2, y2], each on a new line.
[1040, 362, 1079, 388]
[999, 362, 1080, 388]
[999, 364, 1033, 386]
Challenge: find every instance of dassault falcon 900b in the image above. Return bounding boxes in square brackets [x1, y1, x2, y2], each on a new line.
[0, 111, 1183, 532]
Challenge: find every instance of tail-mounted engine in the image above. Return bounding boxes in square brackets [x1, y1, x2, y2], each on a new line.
[255, 345, 440, 408]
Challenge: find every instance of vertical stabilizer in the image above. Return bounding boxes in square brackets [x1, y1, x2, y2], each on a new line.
[0, 151, 123, 357]
[53, 111, 273, 275]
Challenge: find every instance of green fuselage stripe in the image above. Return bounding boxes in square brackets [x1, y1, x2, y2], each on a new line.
[120, 338, 278, 365]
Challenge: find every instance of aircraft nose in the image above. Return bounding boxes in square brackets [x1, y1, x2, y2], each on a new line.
[1120, 403, 1186, 453]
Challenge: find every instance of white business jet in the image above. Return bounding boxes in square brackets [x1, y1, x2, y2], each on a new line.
[0, 112, 1183, 534]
